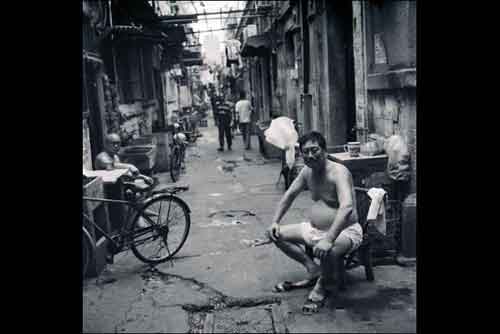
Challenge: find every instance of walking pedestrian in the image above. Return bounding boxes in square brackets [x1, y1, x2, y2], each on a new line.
[235, 92, 253, 150]
[214, 95, 232, 151]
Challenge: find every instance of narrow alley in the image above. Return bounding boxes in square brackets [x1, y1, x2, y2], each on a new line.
[83, 116, 416, 333]
[82, 1, 417, 332]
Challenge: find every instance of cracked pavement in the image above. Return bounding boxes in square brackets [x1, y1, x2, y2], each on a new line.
[82, 117, 416, 333]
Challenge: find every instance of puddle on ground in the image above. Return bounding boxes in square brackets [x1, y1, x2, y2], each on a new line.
[200, 219, 248, 228]
[207, 210, 256, 218]
[200, 210, 260, 228]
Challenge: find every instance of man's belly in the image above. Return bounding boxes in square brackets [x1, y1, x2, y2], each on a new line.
[310, 200, 338, 230]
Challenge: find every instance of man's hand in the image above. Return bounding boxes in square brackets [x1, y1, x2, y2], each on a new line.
[143, 175, 154, 185]
[129, 165, 139, 175]
[266, 222, 280, 242]
[313, 239, 333, 261]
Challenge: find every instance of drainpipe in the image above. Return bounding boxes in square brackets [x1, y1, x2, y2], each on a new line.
[109, 0, 119, 90]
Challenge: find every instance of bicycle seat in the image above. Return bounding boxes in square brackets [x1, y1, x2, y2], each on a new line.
[151, 184, 189, 195]
[123, 180, 154, 194]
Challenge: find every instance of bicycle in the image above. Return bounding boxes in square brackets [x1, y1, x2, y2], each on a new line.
[82, 177, 191, 279]
[179, 108, 197, 144]
[170, 130, 187, 182]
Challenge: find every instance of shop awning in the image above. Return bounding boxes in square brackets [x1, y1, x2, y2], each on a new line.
[240, 33, 271, 57]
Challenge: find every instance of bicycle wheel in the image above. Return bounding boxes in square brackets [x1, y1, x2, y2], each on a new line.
[82, 226, 94, 279]
[170, 146, 181, 182]
[131, 195, 191, 264]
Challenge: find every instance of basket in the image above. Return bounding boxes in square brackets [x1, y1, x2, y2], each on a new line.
[366, 198, 402, 257]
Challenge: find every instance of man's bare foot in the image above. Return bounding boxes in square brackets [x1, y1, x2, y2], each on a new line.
[302, 277, 329, 314]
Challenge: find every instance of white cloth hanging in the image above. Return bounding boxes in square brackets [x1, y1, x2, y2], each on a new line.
[367, 187, 387, 235]
[264, 117, 298, 169]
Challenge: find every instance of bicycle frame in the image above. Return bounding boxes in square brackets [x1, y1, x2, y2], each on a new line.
[82, 195, 168, 253]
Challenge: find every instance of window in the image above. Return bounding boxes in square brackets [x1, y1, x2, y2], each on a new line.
[367, 0, 415, 73]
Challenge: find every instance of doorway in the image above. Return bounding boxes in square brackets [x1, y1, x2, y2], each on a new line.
[326, 1, 357, 144]
[153, 69, 165, 131]
[83, 60, 106, 169]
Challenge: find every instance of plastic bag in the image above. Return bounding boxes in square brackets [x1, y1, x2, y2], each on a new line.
[384, 135, 411, 181]
[264, 117, 298, 169]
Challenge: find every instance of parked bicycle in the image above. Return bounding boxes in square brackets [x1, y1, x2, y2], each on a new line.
[170, 124, 188, 182]
[178, 108, 198, 144]
[82, 176, 191, 279]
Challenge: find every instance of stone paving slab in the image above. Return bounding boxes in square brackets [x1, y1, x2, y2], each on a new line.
[212, 306, 275, 334]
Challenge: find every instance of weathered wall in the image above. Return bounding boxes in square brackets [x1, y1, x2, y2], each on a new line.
[352, 1, 369, 143]
[141, 100, 155, 136]
[261, 55, 272, 121]
[83, 119, 93, 170]
[164, 72, 179, 123]
[368, 88, 416, 191]
[277, 6, 300, 121]
[352, 1, 417, 194]
[364, 1, 417, 194]
[117, 101, 153, 143]
[276, 41, 286, 116]
[307, 13, 320, 132]
[324, 0, 351, 146]
[294, 15, 304, 131]
[285, 31, 299, 121]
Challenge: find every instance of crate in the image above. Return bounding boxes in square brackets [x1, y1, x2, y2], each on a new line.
[366, 198, 402, 258]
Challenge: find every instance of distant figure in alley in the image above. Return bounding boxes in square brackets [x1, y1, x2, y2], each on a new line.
[266, 131, 363, 314]
[95, 133, 154, 187]
[214, 95, 233, 152]
[235, 91, 253, 150]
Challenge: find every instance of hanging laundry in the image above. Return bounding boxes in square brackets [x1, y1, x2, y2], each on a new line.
[226, 39, 241, 67]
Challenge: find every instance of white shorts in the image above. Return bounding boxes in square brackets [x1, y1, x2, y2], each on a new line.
[300, 222, 363, 254]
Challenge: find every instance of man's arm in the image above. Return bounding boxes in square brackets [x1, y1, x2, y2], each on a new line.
[267, 168, 307, 241]
[95, 153, 114, 171]
[114, 162, 139, 174]
[271, 167, 307, 225]
[325, 167, 355, 243]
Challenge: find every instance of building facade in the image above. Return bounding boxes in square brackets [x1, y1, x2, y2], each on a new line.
[82, 0, 201, 172]
[235, 0, 417, 195]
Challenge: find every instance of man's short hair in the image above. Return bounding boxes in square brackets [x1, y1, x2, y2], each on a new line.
[298, 131, 327, 151]
[240, 91, 246, 99]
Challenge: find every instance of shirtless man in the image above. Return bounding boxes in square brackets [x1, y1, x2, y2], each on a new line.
[266, 131, 363, 313]
[95, 133, 154, 186]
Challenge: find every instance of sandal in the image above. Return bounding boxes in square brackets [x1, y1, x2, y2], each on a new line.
[302, 297, 327, 315]
[273, 277, 319, 293]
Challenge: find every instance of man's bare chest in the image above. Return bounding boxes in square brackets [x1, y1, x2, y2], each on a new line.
[307, 178, 339, 206]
